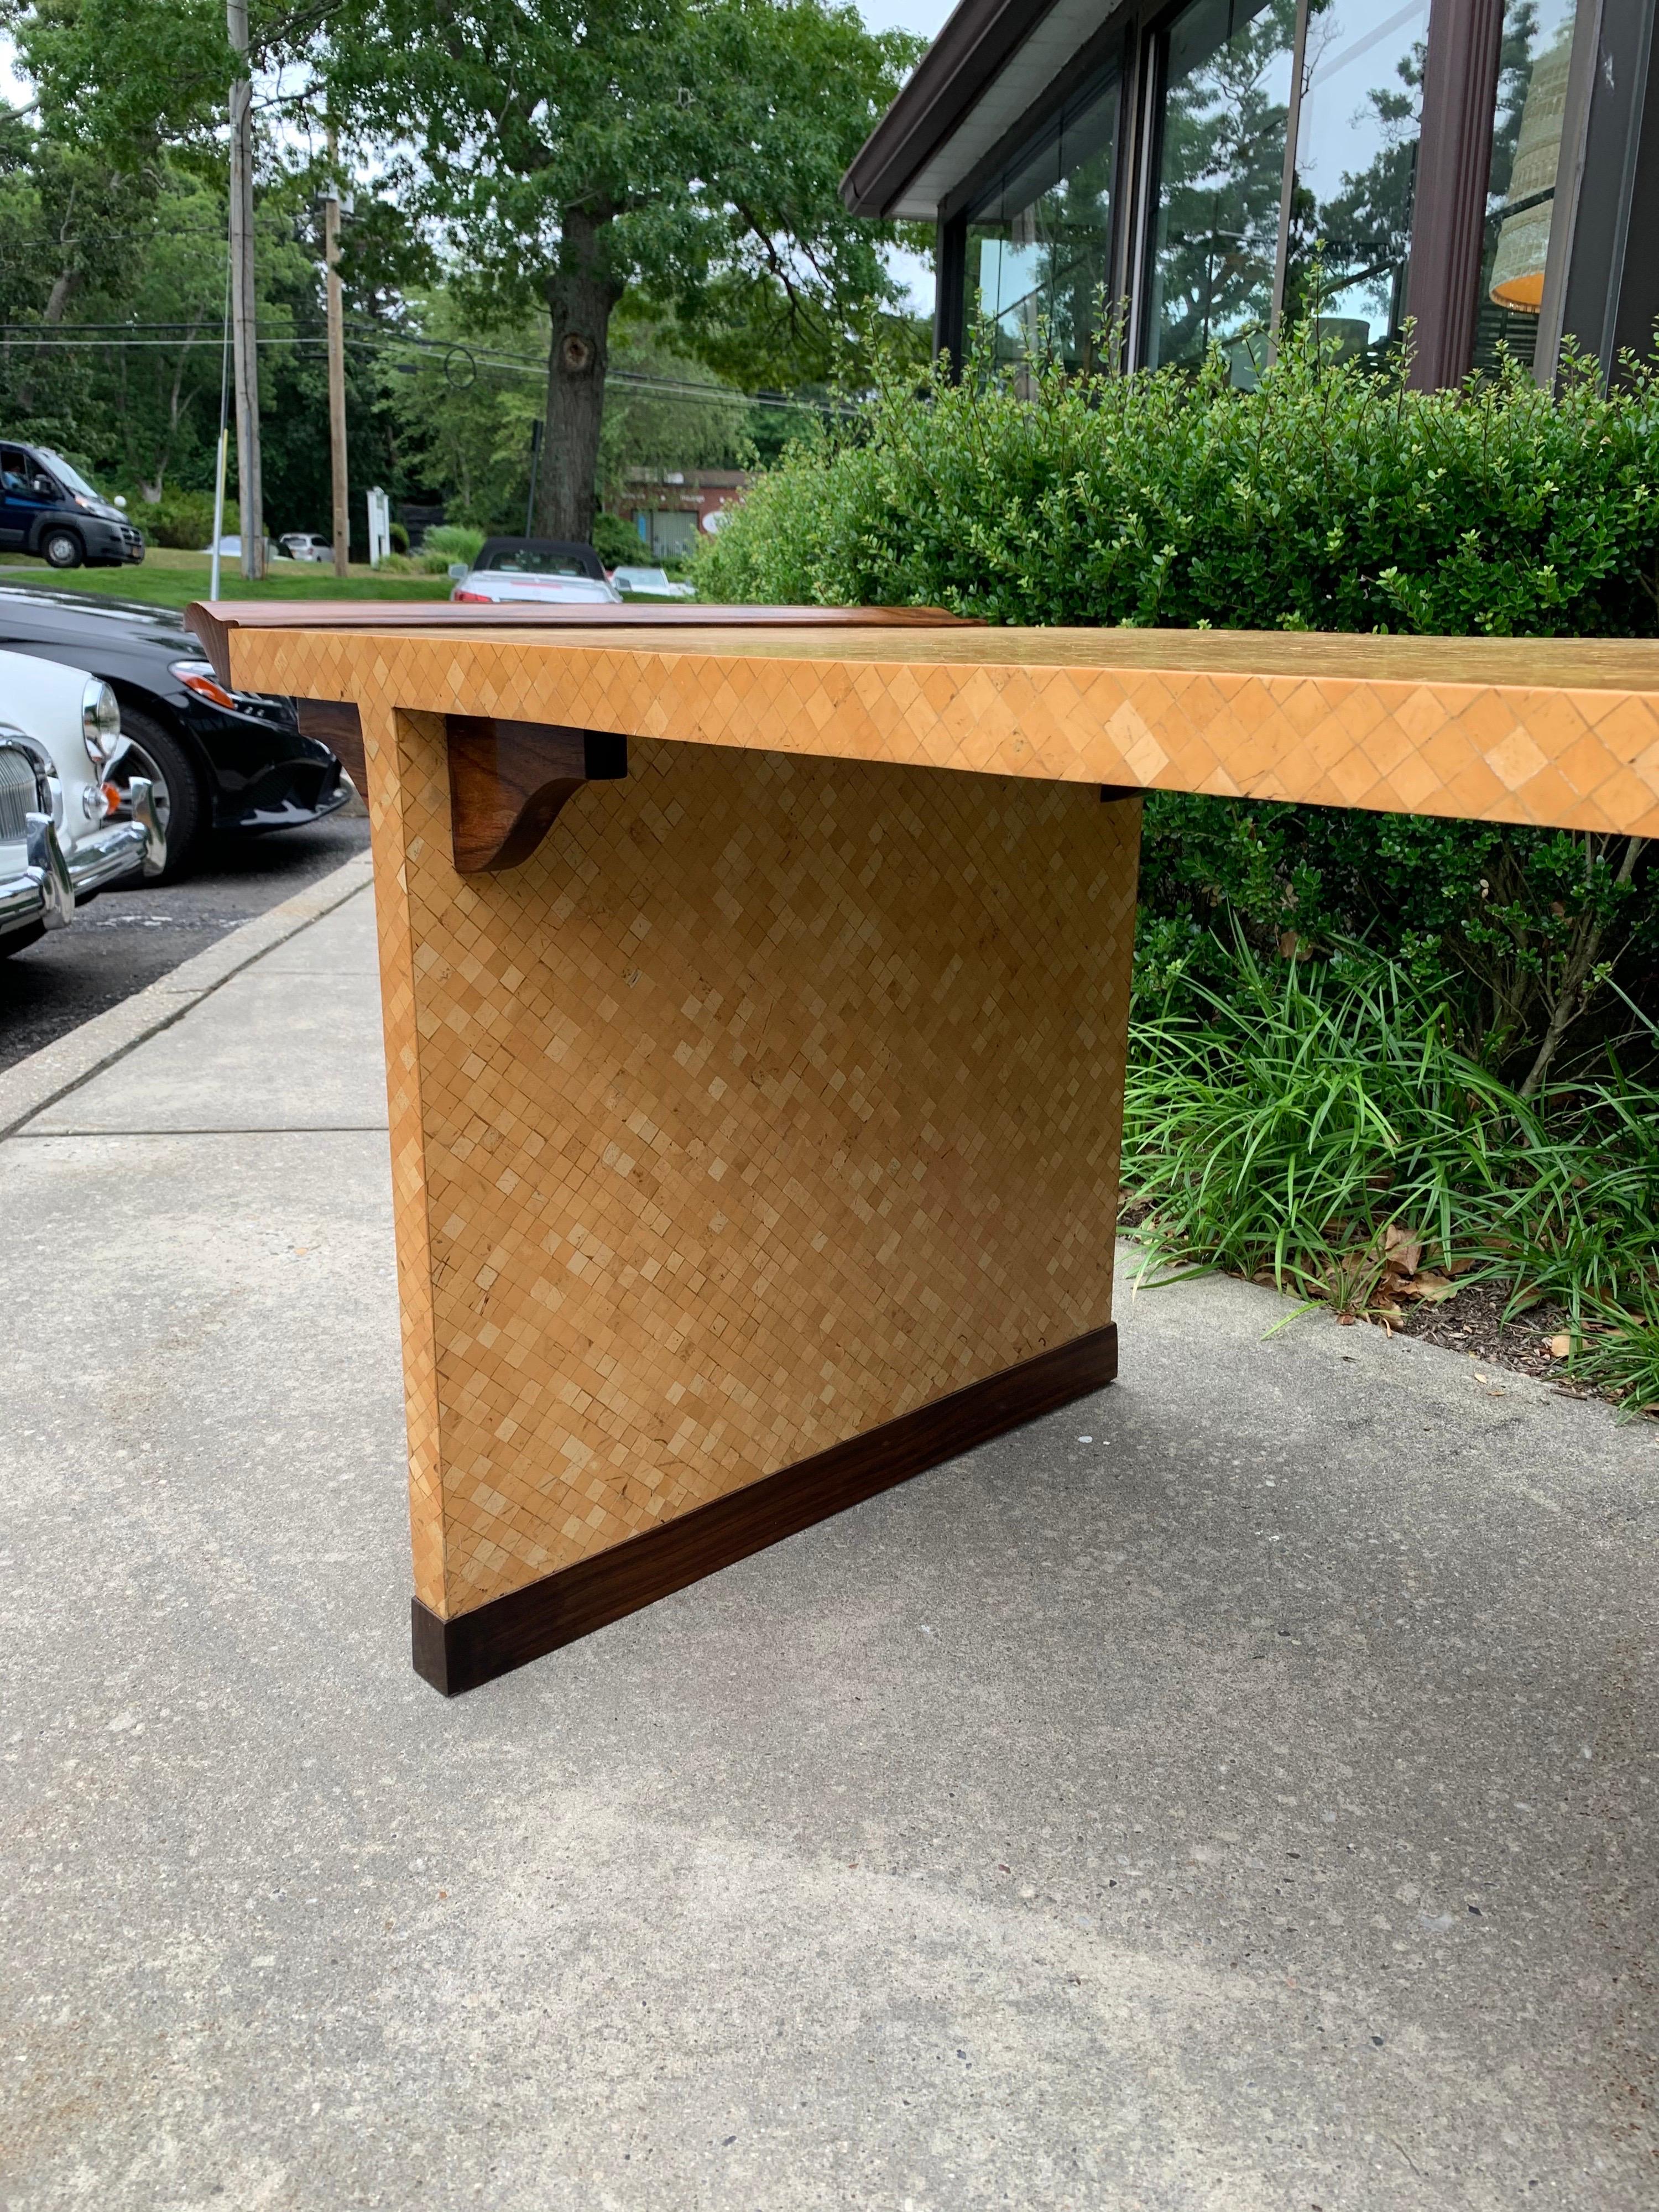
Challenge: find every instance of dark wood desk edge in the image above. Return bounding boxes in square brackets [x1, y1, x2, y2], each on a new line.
[410, 1321, 1117, 1695]
[184, 599, 972, 687]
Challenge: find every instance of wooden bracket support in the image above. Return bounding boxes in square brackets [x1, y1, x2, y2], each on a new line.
[446, 715, 629, 874]
[291, 702, 629, 872]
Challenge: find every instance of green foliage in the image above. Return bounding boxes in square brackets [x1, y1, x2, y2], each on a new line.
[130, 487, 216, 549]
[597, 314, 753, 495]
[697, 333, 1659, 1079]
[322, 0, 921, 529]
[705, 332, 1659, 1397]
[592, 512, 642, 566]
[0, 117, 423, 536]
[419, 523, 486, 572]
[324, 0, 919, 336]
[1136, 796, 1656, 1088]
[695, 332, 1659, 634]
[0, 0, 236, 160]
[1125, 942, 1511, 1293]
[378, 294, 760, 535]
[373, 296, 546, 534]
[1125, 942, 1659, 1414]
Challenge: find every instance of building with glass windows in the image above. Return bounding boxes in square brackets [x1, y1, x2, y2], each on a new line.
[842, 0, 1659, 388]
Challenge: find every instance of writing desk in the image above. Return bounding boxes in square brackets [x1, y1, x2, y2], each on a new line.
[189, 603, 1659, 1690]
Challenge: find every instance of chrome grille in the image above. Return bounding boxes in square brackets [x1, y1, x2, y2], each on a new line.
[0, 742, 38, 843]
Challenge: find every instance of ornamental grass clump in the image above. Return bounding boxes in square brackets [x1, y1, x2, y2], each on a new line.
[1125, 943, 1659, 1413]
[1123, 942, 1509, 1297]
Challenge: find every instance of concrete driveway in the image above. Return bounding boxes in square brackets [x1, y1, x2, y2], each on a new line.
[2, 866, 1654, 2210]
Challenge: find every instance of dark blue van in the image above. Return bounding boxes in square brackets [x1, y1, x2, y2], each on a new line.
[0, 441, 144, 569]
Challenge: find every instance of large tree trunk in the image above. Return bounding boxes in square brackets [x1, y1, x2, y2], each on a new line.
[19, 218, 81, 414]
[538, 207, 622, 542]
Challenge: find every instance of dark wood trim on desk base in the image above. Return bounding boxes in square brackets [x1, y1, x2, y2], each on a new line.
[411, 1321, 1118, 1694]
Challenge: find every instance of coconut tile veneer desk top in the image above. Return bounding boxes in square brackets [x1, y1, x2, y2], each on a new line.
[189, 602, 1659, 1691]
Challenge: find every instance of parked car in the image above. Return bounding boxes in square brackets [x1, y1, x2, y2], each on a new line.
[0, 734, 74, 955]
[0, 586, 351, 883]
[279, 532, 333, 563]
[449, 538, 622, 607]
[609, 565, 696, 601]
[0, 649, 163, 950]
[198, 534, 278, 562]
[0, 440, 145, 570]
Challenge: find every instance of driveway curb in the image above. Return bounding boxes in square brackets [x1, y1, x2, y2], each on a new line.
[0, 851, 374, 1139]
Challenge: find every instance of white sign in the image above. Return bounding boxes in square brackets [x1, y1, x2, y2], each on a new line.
[367, 485, 392, 568]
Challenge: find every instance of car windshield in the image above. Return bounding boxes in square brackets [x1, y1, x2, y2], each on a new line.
[482, 549, 591, 576]
[36, 450, 102, 501]
[618, 568, 670, 587]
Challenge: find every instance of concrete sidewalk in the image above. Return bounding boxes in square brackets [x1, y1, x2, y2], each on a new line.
[2, 863, 1655, 2211]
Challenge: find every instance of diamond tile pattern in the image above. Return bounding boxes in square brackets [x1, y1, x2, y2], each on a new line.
[228, 623, 1659, 838]
[330, 680, 1139, 1621]
[217, 622, 1658, 1622]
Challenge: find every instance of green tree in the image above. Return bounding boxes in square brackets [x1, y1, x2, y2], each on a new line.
[323, 0, 920, 540]
[375, 292, 549, 532]
[1, 0, 249, 160]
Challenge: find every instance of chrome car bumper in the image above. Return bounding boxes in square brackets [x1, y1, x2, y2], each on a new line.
[0, 812, 75, 938]
[65, 776, 166, 898]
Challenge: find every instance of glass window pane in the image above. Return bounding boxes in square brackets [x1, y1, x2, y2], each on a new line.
[1147, 0, 1298, 380]
[1473, 0, 1584, 373]
[966, 71, 1121, 373]
[1283, 0, 1432, 361]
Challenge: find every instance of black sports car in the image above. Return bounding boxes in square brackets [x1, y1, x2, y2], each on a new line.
[0, 584, 351, 882]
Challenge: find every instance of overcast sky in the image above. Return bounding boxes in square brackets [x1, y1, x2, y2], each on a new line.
[859, 0, 957, 35]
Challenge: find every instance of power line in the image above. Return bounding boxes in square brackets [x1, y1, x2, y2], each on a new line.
[0, 320, 858, 414]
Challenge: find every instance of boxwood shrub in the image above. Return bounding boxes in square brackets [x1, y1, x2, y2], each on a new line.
[696, 336, 1659, 1088]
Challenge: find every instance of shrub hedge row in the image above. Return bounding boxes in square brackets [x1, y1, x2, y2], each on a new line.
[695, 338, 1659, 1090]
[695, 338, 1659, 638]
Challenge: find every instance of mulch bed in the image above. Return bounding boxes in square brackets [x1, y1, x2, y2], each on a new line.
[1386, 1279, 1595, 1394]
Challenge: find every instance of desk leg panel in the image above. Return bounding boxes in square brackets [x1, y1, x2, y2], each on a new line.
[365, 707, 1141, 1677]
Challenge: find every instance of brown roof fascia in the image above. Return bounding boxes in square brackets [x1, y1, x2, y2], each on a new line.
[842, 0, 1058, 216]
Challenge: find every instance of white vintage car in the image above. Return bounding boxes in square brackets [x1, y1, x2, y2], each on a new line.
[0, 647, 164, 954]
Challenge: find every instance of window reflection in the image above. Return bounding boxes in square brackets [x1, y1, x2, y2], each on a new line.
[1473, 0, 1584, 372]
[1147, 0, 1297, 379]
[966, 70, 1121, 372]
[1282, 0, 1431, 361]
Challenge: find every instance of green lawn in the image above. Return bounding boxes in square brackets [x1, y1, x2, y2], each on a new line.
[0, 546, 452, 613]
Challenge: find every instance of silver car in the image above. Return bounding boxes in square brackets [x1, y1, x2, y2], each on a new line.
[450, 537, 622, 608]
[0, 737, 73, 953]
[0, 650, 164, 952]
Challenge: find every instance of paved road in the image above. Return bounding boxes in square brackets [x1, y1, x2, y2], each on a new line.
[0, 801, 370, 1075]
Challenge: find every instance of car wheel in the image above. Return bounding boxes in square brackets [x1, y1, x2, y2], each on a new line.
[105, 708, 204, 884]
[42, 526, 84, 570]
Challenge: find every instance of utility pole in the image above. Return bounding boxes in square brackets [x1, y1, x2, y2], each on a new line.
[324, 127, 349, 581]
[227, 0, 264, 581]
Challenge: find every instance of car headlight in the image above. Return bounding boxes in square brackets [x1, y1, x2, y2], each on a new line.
[169, 658, 251, 712]
[81, 677, 121, 766]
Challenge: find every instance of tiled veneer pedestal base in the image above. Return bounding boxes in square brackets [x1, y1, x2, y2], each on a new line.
[382, 718, 1139, 1691]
